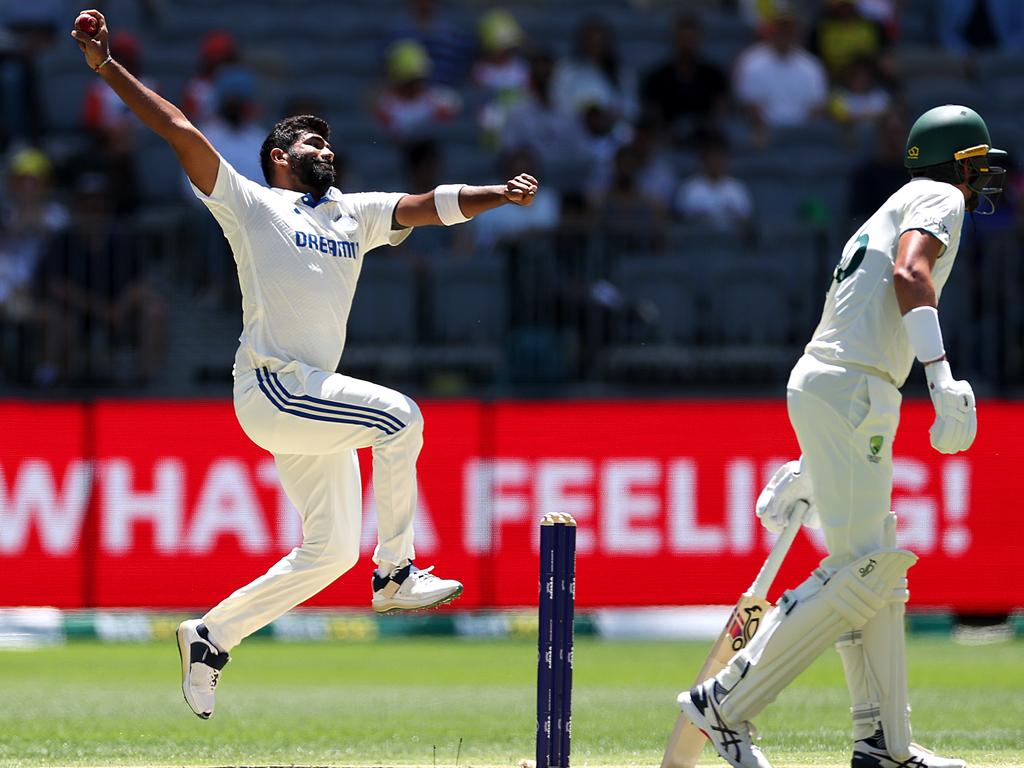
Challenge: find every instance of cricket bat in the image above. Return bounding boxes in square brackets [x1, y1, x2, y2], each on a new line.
[660, 500, 809, 768]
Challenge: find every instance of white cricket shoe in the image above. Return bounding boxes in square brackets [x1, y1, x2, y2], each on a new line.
[677, 678, 773, 768]
[371, 562, 464, 614]
[176, 619, 229, 719]
[852, 729, 966, 768]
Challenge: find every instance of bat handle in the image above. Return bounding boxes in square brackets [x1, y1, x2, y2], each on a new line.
[748, 500, 809, 600]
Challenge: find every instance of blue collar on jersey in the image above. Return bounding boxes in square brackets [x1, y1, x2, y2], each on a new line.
[272, 186, 342, 208]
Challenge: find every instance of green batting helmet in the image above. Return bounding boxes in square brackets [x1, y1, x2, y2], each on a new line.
[905, 105, 1003, 169]
[905, 105, 1008, 214]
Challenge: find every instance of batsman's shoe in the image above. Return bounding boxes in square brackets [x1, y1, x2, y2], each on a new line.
[371, 562, 464, 614]
[176, 620, 229, 719]
[852, 729, 966, 768]
[677, 678, 773, 768]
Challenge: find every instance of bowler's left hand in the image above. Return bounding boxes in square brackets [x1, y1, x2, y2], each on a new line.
[504, 173, 538, 206]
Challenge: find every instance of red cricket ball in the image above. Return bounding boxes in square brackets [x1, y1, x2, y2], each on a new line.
[75, 13, 99, 36]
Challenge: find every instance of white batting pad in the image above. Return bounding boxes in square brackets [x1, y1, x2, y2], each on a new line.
[717, 548, 917, 724]
[836, 514, 914, 760]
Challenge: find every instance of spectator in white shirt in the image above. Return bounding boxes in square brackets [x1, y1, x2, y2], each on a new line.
[733, 7, 827, 139]
[199, 67, 267, 184]
[551, 16, 638, 121]
[674, 131, 753, 232]
[498, 50, 586, 168]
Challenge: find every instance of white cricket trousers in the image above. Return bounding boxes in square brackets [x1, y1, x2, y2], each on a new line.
[787, 353, 902, 570]
[202, 362, 423, 651]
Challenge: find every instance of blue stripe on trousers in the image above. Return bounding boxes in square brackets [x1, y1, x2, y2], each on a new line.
[255, 368, 397, 435]
[260, 368, 400, 434]
[267, 369, 406, 431]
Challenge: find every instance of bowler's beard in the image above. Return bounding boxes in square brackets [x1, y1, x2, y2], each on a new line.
[291, 150, 335, 197]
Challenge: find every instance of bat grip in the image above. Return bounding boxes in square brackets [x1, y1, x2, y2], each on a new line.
[748, 500, 808, 599]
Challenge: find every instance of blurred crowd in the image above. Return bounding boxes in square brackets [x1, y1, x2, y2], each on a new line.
[1, 0, 1023, 392]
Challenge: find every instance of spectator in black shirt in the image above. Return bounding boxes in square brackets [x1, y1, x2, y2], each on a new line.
[639, 13, 728, 143]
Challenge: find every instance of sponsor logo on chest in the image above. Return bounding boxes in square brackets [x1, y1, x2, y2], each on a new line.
[294, 230, 358, 259]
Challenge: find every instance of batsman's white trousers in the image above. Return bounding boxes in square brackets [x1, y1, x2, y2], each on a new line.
[787, 353, 902, 570]
[202, 362, 423, 651]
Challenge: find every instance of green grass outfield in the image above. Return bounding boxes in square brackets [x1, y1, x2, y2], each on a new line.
[1, 636, 1021, 768]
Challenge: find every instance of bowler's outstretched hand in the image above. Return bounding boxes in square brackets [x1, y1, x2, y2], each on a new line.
[71, 9, 109, 69]
[504, 173, 538, 206]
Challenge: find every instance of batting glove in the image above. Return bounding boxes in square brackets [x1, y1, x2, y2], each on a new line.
[755, 457, 820, 533]
[925, 360, 977, 454]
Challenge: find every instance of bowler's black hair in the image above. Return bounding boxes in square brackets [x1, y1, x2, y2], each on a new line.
[259, 114, 331, 184]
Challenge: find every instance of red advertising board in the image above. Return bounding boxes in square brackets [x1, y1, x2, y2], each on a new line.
[1, 399, 1020, 611]
[0, 403, 89, 607]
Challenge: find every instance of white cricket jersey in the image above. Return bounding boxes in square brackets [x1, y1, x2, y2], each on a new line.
[192, 157, 411, 375]
[805, 177, 965, 388]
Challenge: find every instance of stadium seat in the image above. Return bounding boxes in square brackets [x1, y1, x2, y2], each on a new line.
[668, 227, 751, 274]
[137, 134, 188, 203]
[936, 248, 972, 364]
[600, 256, 704, 381]
[756, 226, 829, 338]
[974, 51, 1024, 82]
[745, 178, 801, 225]
[990, 75, 1024, 115]
[347, 256, 417, 344]
[418, 258, 507, 377]
[709, 259, 796, 342]
[428, 258, 508, 344]
[893, 47, 968, 80]
[770, 121, 845, 153]
[343, 257, 417, 376]
[698, 9, 756, 67]
[37, 55, 92, 133]
[703, 259, 800, 377]
[904, 78, 981, 121]
[899, 0, 935, 45]
[613, 256, 702, 343]
[347, 144, 404, 192]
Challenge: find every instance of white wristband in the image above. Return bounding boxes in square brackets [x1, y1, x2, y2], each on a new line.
[434, 184, 470, 226]
[902, 305, 946, 363]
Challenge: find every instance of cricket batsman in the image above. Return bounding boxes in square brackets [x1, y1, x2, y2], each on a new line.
[678, 104, 1006, 768]
[72, 10, 539, 720]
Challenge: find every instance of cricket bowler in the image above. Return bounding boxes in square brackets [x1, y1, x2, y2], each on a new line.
[72, 10, 538, 719]
[677, 104, 1006, 768]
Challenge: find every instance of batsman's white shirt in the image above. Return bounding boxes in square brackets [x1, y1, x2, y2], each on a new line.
[190, 158, 422, 651]
[790, 178, 965, 571]
[806, 177, 965, 389]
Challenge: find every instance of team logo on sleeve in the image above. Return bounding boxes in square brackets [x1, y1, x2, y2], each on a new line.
[867, 435, 884, 463]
